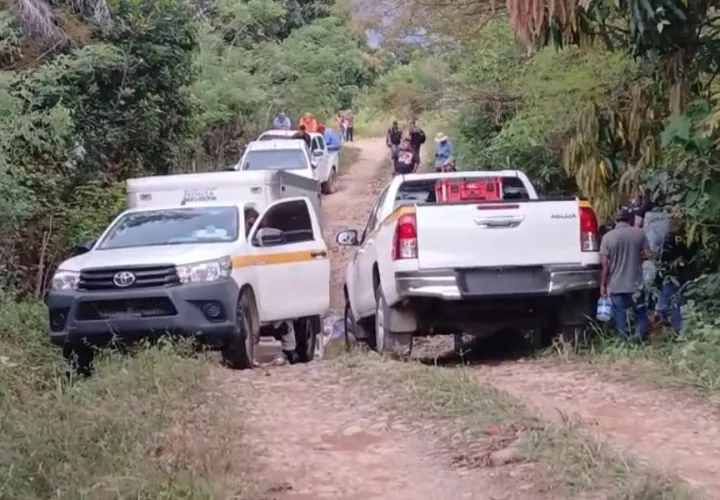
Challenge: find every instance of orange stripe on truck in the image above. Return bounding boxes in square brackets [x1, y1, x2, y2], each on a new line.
[232, 250, 327, 268]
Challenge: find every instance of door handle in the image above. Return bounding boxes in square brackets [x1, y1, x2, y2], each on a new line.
[310, 250, 327, 258]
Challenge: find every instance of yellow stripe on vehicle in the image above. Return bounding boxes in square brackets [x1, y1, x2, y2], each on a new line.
[232, 250, 327, 268]
[362, 205, 417, 246]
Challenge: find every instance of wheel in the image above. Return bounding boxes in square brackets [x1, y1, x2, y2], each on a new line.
[374, 285, 412, 358]
[63, 343, 94, 377]
[293, 316, 317, 363]
[321, 167, 337, 194]
[221, 290, 258, 369]
[344, 293, 374, 351]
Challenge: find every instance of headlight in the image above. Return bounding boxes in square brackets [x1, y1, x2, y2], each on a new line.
[52, 270, 80, 291]
[177, 256, 232, 284]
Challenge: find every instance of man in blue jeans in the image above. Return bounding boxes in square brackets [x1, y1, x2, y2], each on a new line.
[600, 208, 651, 341]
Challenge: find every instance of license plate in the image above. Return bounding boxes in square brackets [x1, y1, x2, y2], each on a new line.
[458, 268, 548, 296]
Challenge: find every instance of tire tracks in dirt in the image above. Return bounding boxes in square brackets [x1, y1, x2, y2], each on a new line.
[213, 139, 516, 500]
[474, 361, 720, 495]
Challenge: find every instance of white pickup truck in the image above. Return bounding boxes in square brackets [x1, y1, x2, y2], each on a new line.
[336, 170, 601, 356]
[257, 129, 340, 194]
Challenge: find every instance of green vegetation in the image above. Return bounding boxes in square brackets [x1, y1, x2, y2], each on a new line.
[0, 0, 378, 494]
[335, 353, 697, 499]
[355, 0, 720, 393]
[0, 298, 253, 498]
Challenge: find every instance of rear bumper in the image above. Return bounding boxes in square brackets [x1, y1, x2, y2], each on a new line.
[395, 265, 600, 300]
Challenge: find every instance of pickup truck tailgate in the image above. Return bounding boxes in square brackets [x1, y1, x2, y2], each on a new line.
[415, 201, 582, 269]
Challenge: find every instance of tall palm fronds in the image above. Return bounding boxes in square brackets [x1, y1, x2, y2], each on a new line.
[10, 0, 69, 45]
[6, 0, 114, 48]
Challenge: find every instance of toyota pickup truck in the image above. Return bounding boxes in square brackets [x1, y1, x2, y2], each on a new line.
[335, 170, 600, 356]
[47, 171, 330, 371]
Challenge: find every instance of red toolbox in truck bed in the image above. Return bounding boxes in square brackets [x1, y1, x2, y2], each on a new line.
[435, 178, 502, 202]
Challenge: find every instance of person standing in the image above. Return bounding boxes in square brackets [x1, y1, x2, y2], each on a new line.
[321, 124, 342, 152]
[655, 217, 690, 335]
[434, 132, 455, 171]
[386, 121, 402, 156]
[292, 124, 312, 148]
[299, 112, 318, 133]
[408, 120, 426, 156]
[272, 111, 291, 130]
[392, 136, 419, 175]
[599, 208, 651, 341]
[345, 110, 354, 142]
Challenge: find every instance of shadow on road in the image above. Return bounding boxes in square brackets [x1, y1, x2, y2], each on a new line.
[415, 330, 545, 367]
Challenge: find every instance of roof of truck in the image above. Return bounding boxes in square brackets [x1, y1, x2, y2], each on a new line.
[245, 138, 309, 151]
[127, 170, 284, 192]
[258, 129, 322, 140]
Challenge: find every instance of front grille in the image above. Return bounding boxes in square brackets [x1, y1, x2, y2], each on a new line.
[75, 297, 177, 321]
[78, 265, 179, 290]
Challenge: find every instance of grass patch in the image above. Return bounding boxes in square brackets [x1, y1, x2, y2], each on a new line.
[552, 316, 720, 404]
[338, 144, 361, 174]
[334, 352, 697, 499]
[0, 298, 257, 499]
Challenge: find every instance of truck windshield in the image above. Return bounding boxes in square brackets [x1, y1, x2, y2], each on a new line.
[242, 149, 307, 171]
[98, 206, 239, 250]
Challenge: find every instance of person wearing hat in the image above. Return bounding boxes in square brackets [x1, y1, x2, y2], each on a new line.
[434, 133, 455, 171]
[599, 207, 652, 341]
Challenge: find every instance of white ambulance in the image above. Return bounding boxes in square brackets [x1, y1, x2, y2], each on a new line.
[46, 170, 330, 370]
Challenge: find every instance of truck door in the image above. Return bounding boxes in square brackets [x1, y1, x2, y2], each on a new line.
[247, 197, 330, 322]
[354, 186, 391, 316]
[310, 136, 329, 182]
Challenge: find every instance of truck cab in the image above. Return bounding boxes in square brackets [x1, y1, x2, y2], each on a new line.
[256, 130, 340, 194]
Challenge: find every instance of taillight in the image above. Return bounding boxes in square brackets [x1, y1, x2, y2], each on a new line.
[392, 214, 418, 260]
[579, 205, 599, 252]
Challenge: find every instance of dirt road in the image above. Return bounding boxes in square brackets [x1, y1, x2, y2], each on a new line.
[213, 138, 719, 499]
[215, 139, 510, 499]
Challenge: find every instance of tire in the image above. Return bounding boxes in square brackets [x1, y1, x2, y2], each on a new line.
[221, 290, 258, 369]
[321, 167, 337, 194]
[374, 285, 412, 358]
[63, 343, 94, 377]
[293, 316, 317, 363]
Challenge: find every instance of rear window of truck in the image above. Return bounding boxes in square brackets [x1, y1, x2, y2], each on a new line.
[394, 176, 530, 208]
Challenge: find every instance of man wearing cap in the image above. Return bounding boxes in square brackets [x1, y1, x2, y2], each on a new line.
[599, 207, 651, 341]
[434, 133, 455, 171]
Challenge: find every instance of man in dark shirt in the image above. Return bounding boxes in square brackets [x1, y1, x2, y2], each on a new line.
[386, 121, 402, 155]
[408, 120, 426, 156]
[600, 208, 651, 341]
[656, 217, 690, 335]
[392, 136, 419, 175]
[293, 125, 312, 148]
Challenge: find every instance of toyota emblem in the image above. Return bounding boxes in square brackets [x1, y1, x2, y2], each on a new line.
[113, 271, 136, 288]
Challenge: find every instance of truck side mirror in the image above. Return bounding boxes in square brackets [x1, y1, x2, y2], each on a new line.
[253, 227, 285, 246]
[312, 149, 323, 157]
[73, 239, 96, 256]
[335, 229, 359, 246]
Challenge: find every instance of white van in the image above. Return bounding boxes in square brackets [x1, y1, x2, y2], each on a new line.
[46, 173, 330, 370]
[257, 130, 340, 194]
[126, 170, 322, 228]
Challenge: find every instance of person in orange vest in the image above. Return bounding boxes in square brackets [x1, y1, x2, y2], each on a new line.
[298, 112, 318, 133]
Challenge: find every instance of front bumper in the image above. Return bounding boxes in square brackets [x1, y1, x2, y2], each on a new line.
[47, 278, 239, 348]
[395, 265, 600, 300]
